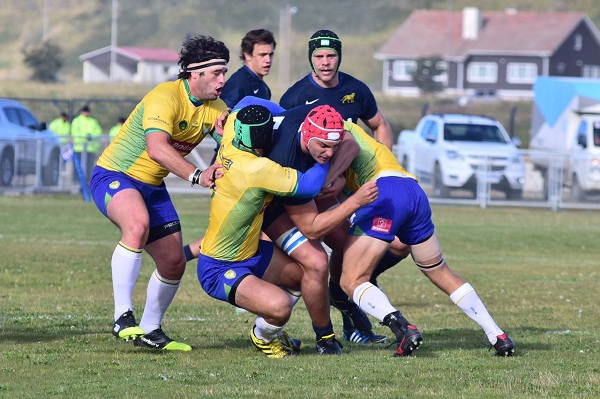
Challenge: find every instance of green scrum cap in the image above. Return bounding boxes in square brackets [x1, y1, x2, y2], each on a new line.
[233, 105, 274, 153]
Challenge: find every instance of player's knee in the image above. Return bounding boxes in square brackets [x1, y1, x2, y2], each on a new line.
[124, 219, 150, 243]
[298, 248, 328, 276]
[265, 300, 293, 323]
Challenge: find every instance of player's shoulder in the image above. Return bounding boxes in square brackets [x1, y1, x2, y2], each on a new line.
[339, 72, 370, 90]
[280, 75, 312, 99]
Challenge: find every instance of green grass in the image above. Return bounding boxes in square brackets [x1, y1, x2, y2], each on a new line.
[1, 195, 599, 398]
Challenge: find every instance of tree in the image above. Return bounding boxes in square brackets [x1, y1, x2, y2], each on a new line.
[411, 56, 445, 94]
[22, 41, 64, 83]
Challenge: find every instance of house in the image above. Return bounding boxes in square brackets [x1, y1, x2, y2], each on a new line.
[375, 8, 600, 98]
[79, 46, 180, 84]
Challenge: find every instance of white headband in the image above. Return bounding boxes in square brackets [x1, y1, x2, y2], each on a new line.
[185, 59, 227, 71]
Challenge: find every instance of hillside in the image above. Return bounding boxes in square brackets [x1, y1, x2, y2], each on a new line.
[1, 0, 600, 91]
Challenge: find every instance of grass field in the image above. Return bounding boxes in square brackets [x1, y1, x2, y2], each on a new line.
[1, 194, 599, 398]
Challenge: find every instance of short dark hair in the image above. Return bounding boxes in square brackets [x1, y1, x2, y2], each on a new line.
[239, 29, 276, 62]
[177, 35, 230, 79]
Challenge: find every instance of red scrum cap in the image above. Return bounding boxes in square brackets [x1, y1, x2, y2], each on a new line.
[301, 105, 344, 148]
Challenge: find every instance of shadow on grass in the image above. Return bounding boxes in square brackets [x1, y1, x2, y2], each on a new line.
[342, 327, 551, 357]
[0, 326, 99, 343]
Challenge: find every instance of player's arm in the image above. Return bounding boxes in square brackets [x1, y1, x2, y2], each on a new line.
[284, 180, 378, 240]
[146, 131, 221, 187]
[363, 109, 393, 150]
[324, 133, 359, 187]
[293, 162, 330, 197]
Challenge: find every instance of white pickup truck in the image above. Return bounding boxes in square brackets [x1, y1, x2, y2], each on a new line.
[396, 113, 525, 199]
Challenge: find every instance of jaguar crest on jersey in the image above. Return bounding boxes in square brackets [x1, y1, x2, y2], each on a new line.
[341, 92, 356, 104]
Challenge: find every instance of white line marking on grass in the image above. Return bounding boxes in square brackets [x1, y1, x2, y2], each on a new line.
[1, 237, 115, 247]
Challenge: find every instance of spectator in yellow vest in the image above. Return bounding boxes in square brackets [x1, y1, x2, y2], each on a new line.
[109, 117, 126, 142]
[70, 105, 102, 183]
[49, 112, 71, 144]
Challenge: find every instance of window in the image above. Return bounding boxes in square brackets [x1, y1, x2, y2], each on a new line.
[466, 62, 497, 83]
[574, 34, 582, 51]
[506, 63, 537, 84]
[583, 65, 600, 78]
[421, 120, 438, 142]
[392, 60, 416, 81]
[434, 61, 448, 84]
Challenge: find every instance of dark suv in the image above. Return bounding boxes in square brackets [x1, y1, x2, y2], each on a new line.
[0, 99, 61, 186]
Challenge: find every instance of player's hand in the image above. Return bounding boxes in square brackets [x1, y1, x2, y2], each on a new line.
[202, 163, 223, 189]
[318, 174, 346, 199]
[352, 180, 378, 206]
[214, 109, 230, 136]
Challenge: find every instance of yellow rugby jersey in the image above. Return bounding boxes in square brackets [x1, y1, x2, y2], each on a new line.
[201, 116, 302, 261]
[344, 122, 416, 192]
[97, 79, 227, 186]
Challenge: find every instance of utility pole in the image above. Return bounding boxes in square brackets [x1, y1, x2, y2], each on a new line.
[278, 5, 297, 89]
[110, 0, 118, 82]
[42, 0, 49, 41]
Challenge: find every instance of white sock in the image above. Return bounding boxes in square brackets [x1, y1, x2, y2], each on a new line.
[139, 270, 180, 334]
[285, 288, 302, 308]
[253, 288, 301, 338]
[254, 317, 283, 342]
[449, 283, 504, 344]
[111, 243, 142, 320]
[353, 282, 397, 322]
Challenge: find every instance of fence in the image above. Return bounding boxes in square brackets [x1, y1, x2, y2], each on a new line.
[1, 134, 599, 212]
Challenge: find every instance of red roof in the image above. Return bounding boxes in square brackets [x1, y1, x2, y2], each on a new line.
[118, 46, 179, 62]
[376, 10, 593, 59]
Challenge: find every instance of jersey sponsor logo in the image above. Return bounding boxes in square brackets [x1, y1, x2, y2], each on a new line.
[224, 269, 237, 279]
[109, 180, 120, 190]
[221, 157, 233, 170]
[341, 93, 356, 104]
[171, 139, 196, 153]
[148, 116, 169, 126]
[305, 98, 319, 105]
[179, 120, 188, 131]
[253, 89, 259, 94]
[371, 216, 392, 233]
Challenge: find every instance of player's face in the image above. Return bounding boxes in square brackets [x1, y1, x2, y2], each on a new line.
[189, 65, 228, 100]
[311, 49, 339, 87]
[246, 43, 274, 78]
[308, 138, 340, 164]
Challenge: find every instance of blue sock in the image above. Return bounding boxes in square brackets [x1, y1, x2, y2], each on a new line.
[313, 320, 334, 341]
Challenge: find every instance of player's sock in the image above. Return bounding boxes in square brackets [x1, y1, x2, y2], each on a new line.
[255, 317, 283, 342]
[449, 283, 504, 344]
[139, 270, 180, 333]
[353, 281, 397, 322]
[111, 242, 142, 320]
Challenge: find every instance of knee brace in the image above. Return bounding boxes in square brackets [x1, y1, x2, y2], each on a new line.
[410, 233, 445, 272]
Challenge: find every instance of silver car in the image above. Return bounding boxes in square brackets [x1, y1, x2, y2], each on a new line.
[0, 99, 62, 186]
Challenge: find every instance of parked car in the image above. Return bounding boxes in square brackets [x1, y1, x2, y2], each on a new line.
[0, 99, 62, 186]
[457, 89, 499, 107]
[397, 113, 525, 199]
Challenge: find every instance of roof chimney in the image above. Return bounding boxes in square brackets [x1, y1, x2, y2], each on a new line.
[462, 7, 481, 40]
